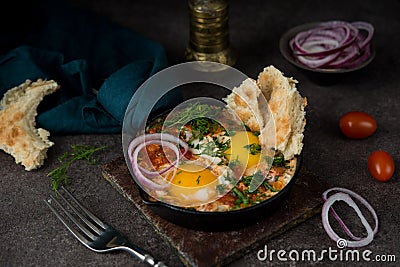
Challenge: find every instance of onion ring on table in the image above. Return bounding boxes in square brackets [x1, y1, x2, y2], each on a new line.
[321, 187, 378, 248]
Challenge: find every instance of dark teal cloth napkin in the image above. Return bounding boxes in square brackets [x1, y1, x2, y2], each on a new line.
[0, 1, 170, 134]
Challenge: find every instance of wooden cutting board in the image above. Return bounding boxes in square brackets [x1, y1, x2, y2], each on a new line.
[101, 157, 329, 267]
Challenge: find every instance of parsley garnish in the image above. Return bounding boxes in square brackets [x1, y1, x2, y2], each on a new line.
[213, 136, 231, 157]
[48, 144, 107, 192]
[272, 153, 290, 168]
[243, 143, 262, 155]
[232, 187, 249, 207]
[216, 184, 227, 194]
[228, 156, 240, 169]
[263, 181, 280, 192]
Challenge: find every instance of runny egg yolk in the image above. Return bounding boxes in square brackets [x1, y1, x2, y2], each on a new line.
[225, 131, 261, 169]
[170, 164, 218, 187]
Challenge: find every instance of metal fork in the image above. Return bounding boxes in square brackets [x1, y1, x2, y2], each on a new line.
[44, 186, 167, 267]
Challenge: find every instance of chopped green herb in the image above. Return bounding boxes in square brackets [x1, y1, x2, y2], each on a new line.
[165, 103, 222, 139]
[196, 175, 201, 185]
[225, 129, 236, 136]
[240, 175, 253, 187]
[243, 143, 262, 155]
[216, 184, 227, 194]
[228, 156, 240, 169]
[232, 187, 248, 206]
[213, 137, 231, 157]
[200, 140, 217, 156]
[223, 170, 236, 184]
[263, 181, 280, 192]
[272, 153, 290, 168]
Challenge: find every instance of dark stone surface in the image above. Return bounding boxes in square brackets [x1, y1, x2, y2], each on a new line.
[101, 157, 328, 267]
[1, 0, 399, 266]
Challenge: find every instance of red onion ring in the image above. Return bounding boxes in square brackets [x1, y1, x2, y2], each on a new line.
[127, 133, 188, 190]
[290, 21, 374, 69]
[296, 51, 341, 69]
[130, 140, 179, 190]
[127, 133, 188, 162]
[351, 21, 374, 50]
[293, 21, 358, 57]
[322, 187, 378, 248]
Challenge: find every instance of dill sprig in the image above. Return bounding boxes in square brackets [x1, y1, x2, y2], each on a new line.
[48, 144, 107, 191]
[165, 103, 221, 130]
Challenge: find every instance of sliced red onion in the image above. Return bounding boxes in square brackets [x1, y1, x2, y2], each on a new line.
[341, 44, 371, 69]
[326, 43, 359, 68]
[322, 187, 378, 248]
[296, 51, 341, 69]
[293, 22, 358, 57]
[289, 21, 374, 69]
[131, 139, 182, 190]
[137, 139, 181, 177]
[351, 21, 374, 50]
[127, 132, 188, 162]
[131, 141, 171, 190]
[127, 133, 189, 190]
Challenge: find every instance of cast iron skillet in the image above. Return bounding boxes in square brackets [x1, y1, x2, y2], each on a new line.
[137, 154, 303, 231]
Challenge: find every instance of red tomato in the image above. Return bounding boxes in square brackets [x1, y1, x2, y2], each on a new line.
[339, 111, 377, 139]
[368, 150, 395, 182]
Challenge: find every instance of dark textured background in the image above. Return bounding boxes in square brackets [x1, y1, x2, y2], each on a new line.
[1, 0, 399, 266]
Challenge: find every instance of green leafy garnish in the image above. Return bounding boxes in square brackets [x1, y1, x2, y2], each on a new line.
[272, 153, 290, 168]
[212, 137, 231, 157]
[228, 156, 240, 169]
[48, 144, 107, 192]
[263, 181, 280, 192]
[165, 103, 220, 128]
[232, 187, 249, 207]
[243, 143, 262, 155]
[216, 184, 227, 194]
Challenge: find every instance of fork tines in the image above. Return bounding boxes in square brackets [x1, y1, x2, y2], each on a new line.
[44, 186, 107, 248]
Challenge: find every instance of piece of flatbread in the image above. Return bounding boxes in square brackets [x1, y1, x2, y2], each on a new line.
[223, 78, 264, 132]
[0, 79, 59, 170]
[224, 65, 307, 160]
[257, 66, 307, 159]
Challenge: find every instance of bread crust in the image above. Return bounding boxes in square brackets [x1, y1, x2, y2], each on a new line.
[0, 79, 59, 170]
[257, 66, 307, 159]
[223, 65, 307, 160]
[223, 78, 264, 132]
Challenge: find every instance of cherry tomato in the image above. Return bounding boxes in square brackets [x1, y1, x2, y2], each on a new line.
[368, 150, 395, 182]
[339, 111, 377, 139]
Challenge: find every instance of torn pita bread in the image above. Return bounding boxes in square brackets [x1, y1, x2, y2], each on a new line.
[224, 65, 307, 160]
[223, 78, 264, 132]
[257, 66, 307, 159]
[0, 79, 59, 170]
